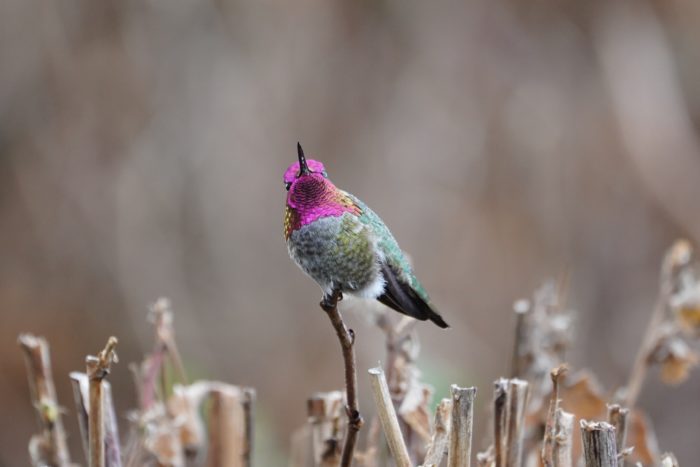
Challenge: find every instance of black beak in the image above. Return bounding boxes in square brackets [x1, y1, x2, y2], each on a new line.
[297, 142, 310, 176]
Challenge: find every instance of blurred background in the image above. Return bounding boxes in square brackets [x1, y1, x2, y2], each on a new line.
[2, 0, 700, 464]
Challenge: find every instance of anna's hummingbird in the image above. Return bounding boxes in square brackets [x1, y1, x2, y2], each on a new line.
[284, 143, 449, 328]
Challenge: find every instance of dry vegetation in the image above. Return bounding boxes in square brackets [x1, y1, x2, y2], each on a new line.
[17, 240, 700, 467]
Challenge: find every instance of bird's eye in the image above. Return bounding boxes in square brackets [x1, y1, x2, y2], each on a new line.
[285, 181, 292, 191]
[321, 170, 328, 178]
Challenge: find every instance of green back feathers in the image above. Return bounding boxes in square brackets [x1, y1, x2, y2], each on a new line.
[343, 191, 431, 302]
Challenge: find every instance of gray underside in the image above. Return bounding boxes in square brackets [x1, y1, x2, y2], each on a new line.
[287, 214, 381, 296]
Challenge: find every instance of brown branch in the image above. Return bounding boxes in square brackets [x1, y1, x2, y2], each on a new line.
[86, 336, 119, 467]
[423, 398, 452, 466]
[368, 366, 411, 467]
[542, 365, 568, 467]
[321, 290, 363, 467]
[579, 421, 618, 467]
[447, 385, 477, 467]
[18, 334, 72, 467]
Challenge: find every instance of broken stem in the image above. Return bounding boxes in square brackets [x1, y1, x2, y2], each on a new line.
[579, 420, 618, 467]
[606, 404, 629, 456]
[368, 366, 410, 467]
[542, 365, 568, 467]
[447, 385, 477, 467]
[86, 336, 119, 467]
[18, 334, 72, 467]
[423, 398, 452, 467]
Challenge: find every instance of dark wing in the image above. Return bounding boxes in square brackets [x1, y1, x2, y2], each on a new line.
[377, 262, 449, 329]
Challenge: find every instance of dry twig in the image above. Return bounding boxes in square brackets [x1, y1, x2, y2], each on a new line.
[423, 398, 452, 466]
[368, 366, 411, 467]
[542, 365, 568, 467]
[307, 391, 345, 466]
[579, 420, 618, 467]
[206, 385, 247, 467]
[18, 333, 72, 467]
[552, 409, 574, 467]
[606, 404, 629, 456]
[321, 291, 363, 467]
[447, 385, 476, 467]
[493, 378, 529, 467]
[70, 372, 122, 467]
[86, 336, 119, 467]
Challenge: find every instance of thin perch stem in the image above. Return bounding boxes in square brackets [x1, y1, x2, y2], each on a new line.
[86, 336, 119, 467]
[18, 334, 72, 467]
[447, 385, 477, 467]
[321, 291, 363, 467]
[579, 420, 618, 467]
[368, 366, 411, 467]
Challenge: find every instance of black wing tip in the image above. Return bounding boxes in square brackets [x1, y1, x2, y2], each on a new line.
[430, 313, 450, 329]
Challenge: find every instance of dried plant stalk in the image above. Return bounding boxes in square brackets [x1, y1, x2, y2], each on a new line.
[86, 336, 119, 467]
[206, 385, 248, 467]
[70, 372, 90, 461]
[321, 291, 363, 467]
[504, 379, 528, 467]
[447, 385, 476, 467]
[493, 378, 529, 467]
[308, 391, 345, 466]
[552, 409, 574, 467]
[579, 420, 618, 467]
[423, 398, 452, 466]
[71, 372, 122, 467]
[368, 366, 411, 467]
[18, 334, 72, 467]
[623, 242, 680, 408]
[542, 365, 568, 467]
[242, 388, 256, 466]
[493, 380, 508, 467]
[606, 404, 629, 455]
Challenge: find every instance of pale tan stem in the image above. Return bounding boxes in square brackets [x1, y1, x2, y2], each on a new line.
[423, 398, 452, 466]
[18, 334, 72, 467]
[368, 366, 411, 467]
[206, 386, 246, 467]
[447, 386, 477, 467]
[552, 409, 574, 467]
[606, 404, 629, 455]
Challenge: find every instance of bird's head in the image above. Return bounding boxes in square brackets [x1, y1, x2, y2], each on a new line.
[283, 143, 334, 210]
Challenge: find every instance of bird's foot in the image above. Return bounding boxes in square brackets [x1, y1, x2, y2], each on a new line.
[320, 290, 343, 311]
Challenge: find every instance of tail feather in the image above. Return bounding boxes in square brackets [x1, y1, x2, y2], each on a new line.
[377, 263, 449, 329]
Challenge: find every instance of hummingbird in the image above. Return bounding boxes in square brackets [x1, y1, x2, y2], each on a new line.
[283, 143, 449, 328]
